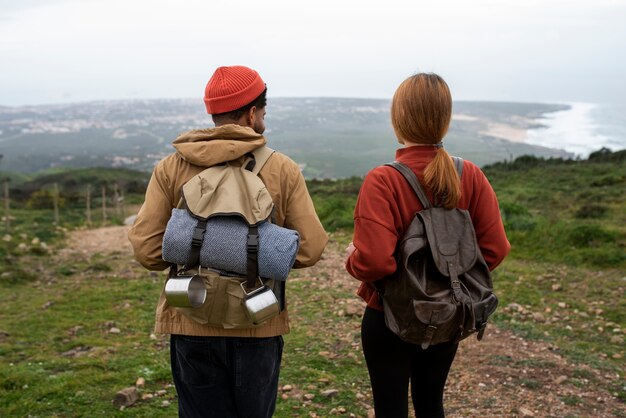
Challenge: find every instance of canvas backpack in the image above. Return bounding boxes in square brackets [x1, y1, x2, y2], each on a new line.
[376, 158, 498, 349]
[161, 146, 300, 329]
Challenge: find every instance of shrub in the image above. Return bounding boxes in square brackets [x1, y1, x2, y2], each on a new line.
[575, 204, 608, 219]
[500, 202, 536, 231]
[567, 224, 616, 247]
[25, 189, 66, 210]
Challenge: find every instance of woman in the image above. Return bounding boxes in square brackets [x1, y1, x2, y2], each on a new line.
[345, 73, 510, 418]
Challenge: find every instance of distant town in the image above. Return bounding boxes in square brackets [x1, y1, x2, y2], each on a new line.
[0, 98, 570, 178]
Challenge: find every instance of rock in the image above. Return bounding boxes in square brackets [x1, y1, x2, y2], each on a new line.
[507, 303, 522, 312]
[551, 284, 562, 291]
[42, 301, 54, 310]
[135, 377, 146, 387]
[162, 400, 171, 407]
[156, 389, 167, 396]
[61, 346, 92, 357]
[518, 406, 535, 417]
[554, 375, 567, 385]
[321, 389, 339, 398]
[282, 384, 293, 392]
[113, 387, 138, 407]
[610, 335, 623, 344]
[68, 326, 84, 337]
[304, 393, 315, 400]
[532, 312, 546, 323]
[142, 393, 154, 400]
[109, 327, 121, 334]
[344, 304, 361, 316]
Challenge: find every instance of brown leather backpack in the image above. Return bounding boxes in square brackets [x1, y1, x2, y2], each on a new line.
[376, 159, 498, 349]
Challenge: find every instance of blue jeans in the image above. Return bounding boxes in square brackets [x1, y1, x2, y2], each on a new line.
[170, 334, 284, 418]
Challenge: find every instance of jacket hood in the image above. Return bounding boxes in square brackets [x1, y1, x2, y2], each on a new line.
[172, 124, 266, 167]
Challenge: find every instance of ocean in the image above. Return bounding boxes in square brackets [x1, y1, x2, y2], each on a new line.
[526, 102, 626, 158]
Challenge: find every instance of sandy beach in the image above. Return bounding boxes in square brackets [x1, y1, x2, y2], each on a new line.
[480, 122, 529, 143]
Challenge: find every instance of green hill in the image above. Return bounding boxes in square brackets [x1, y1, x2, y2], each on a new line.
[0, 149, 624, 416]
[308, 148, 626, 270]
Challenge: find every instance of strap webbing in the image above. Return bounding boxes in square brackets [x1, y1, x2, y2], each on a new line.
[385, 156, 464, 209]
[185, 218, 207, 269]
[385, 162, 432, 209]
[246, 225, 259, 289]
[452, 156, 464, 178]
[251, 146, 275, 175]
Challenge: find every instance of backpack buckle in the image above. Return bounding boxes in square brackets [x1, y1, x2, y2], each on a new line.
[247, 233, 259, 252]
[191, 226, 206, 247]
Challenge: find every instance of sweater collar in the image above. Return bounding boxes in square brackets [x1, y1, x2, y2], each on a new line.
[395, 145, 440, 163]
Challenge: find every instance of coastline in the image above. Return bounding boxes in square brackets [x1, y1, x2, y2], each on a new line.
[472, 102, 626, 157]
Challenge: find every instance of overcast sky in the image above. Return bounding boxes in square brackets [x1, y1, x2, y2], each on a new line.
[1, 0, 625, 106]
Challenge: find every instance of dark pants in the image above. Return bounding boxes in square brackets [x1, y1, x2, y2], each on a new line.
[361, 307, 458, 418]
[170, 334, 284, 418]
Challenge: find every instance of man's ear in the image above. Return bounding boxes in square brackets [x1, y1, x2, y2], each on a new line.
[247, 106, 257, 127]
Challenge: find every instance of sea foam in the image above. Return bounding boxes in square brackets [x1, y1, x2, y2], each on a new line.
[526, 102, 624, 157]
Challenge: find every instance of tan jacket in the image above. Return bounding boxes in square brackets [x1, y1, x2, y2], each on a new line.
[128, 124, 328, 337]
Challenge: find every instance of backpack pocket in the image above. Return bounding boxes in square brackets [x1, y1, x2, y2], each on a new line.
[383, 300, 461, 348]
[470, 292, 498, 331]
[174, 271, 279, 329]
[413, 300, 460, 347]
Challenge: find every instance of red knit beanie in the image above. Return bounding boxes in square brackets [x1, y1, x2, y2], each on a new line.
[203, 66, 266, 115]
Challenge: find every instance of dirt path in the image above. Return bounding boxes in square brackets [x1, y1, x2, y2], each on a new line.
[63, 226, 625, 417]
[63, 225, 132, 256]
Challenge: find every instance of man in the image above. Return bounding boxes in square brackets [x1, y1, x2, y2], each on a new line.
[128, 65, 328, 417]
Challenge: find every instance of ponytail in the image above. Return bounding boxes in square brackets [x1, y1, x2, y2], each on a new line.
[423, 147, 461, 209]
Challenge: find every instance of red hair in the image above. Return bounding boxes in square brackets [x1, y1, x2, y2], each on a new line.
[390, 73, 460, 209]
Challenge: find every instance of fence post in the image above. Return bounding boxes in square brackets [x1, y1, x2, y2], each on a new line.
[101, 185, 107, 223]
[86, 184, 92, 226]
[3, 177, 9, 234]
[53, 183, 60, 225]
[113, 183, 120, 217]
[119, 187, 126, 220]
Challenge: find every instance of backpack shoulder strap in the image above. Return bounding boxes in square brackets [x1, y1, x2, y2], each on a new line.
[452, 156, 464, 179]
[250, 146, 275, 175]
[384, 161, 432, 209]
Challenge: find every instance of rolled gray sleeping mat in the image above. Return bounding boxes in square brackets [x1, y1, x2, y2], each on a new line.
[162, 209, 300, 281]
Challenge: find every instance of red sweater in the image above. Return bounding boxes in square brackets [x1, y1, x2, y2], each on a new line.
[345, 145, 510, 310]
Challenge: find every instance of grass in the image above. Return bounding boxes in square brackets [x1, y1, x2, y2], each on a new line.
[1, 152, 625, 415]
[0, 253, 173, 417]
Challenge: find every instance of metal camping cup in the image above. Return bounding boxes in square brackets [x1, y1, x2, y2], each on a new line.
[241, 281, 280, 325]
[164, 275, 207, 308]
